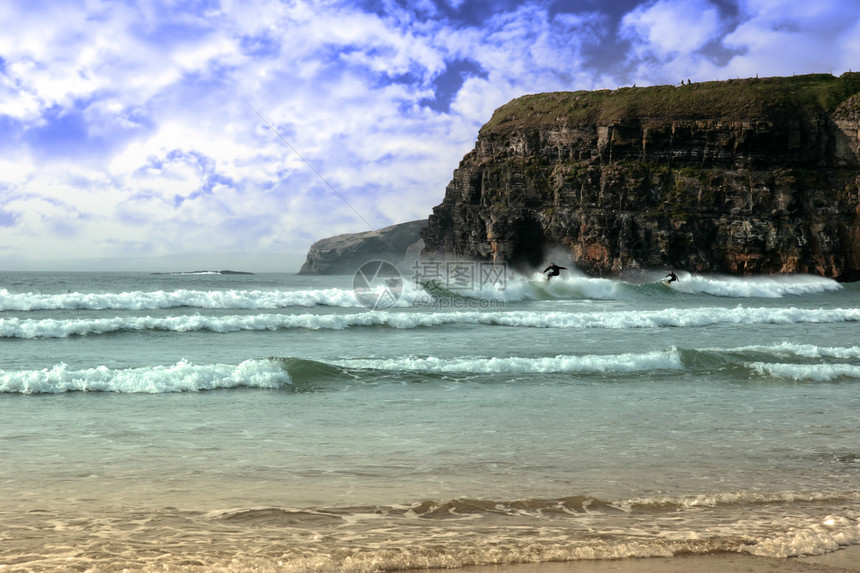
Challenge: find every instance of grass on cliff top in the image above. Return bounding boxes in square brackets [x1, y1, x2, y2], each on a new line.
[481, 72, 860, 134]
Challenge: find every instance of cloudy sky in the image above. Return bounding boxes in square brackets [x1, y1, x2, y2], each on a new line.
[1, 0, 858, 271]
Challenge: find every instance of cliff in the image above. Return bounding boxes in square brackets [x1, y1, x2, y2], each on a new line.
[422, 73, 860, 281]
[299, 220, 425, 275]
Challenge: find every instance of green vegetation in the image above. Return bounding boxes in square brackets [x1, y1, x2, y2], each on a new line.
[523, 162, 554, 198]
[481, 72, 860, 135]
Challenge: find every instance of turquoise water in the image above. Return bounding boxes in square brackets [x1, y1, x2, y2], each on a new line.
[1, 269, 859, 572]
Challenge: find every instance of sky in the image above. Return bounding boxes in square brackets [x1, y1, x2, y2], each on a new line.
[1, 0, 859, 272]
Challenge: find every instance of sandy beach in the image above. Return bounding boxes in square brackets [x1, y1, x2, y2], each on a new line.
[454, 546, 860, 573]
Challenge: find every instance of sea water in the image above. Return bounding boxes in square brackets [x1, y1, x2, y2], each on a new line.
[1, 268, 859, 572]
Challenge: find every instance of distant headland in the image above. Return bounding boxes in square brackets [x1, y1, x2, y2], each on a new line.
[299, 220, 425, 275]
[150, 270, 255, 275]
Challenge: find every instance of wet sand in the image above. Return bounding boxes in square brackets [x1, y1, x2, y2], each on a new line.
[453, 546, 860, 573]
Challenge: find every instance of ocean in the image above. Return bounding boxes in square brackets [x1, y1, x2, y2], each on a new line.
[1, 267, 859, 572]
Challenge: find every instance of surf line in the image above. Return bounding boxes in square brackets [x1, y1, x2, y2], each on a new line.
[252, 107, 380, 236]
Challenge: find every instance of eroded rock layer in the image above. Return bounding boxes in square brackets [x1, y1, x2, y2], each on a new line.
[422, 73, 860, 280]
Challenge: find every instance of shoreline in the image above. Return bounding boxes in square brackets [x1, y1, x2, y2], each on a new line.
[451, 547, 860, 573]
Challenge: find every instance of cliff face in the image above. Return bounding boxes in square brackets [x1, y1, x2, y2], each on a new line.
[422, 73, 860, 280]
[299, 220, 425, 275]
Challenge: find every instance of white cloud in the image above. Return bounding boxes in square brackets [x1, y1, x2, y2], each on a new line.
[1, 0, 857, 270]
[721, 0, 860, 77]
[621, 0, 724, 58]
[615, 0, 860, 86]
[0, 157, 34, 185]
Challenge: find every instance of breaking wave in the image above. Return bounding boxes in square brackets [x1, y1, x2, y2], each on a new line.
[4, 342, 858, 394]
[1, 306, 858, 338]
[0, 274, 843, 313]
[436, 272, 843, 301]
[337, 342, 860, 382]
[336, 350, 684, 374]
[0, 287, 365, 311]
[0, 359, 291, 394]
[665, 273, 843, 298]
[747, 362, 860, 382]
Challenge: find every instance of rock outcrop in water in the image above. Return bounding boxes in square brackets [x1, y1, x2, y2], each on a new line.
[421, 73, 860, 281]
[299, 220, 425, 275]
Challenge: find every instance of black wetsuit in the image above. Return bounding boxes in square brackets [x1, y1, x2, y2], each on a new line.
[665, 272, 678, 284]
[543, 264, 566, 280]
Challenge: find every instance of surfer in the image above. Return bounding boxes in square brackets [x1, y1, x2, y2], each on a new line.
[543, 263, 566, 281]
[665, 270, 678, 284]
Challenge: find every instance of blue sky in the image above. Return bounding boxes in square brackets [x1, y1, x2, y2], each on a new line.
[1, 0, 858, 271]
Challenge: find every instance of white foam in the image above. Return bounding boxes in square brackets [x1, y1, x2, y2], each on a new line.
[0, 273, 842, 313]
[665, 273, 842, 298]
[1, 306, 858, 338]
[624, 490, 860, 509]
[461, 272, 624, 301]
[729, 342, 860, 360]
[747, 362, 860, 382]
[621, 492, 860, 559]
[0, 359, 290, 393]
[447, 306, 860, 329]
[336, 349, 684, 374]
[415, 271, 843, 302]
[748, 514, 860, 558]
[0, 288, 365, 311]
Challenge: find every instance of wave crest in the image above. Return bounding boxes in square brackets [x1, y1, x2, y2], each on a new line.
[0, 359, 291, 394]
[2, 306, 858, 338]
[0, 287, 365, 311]
[421, 272, 843, 302]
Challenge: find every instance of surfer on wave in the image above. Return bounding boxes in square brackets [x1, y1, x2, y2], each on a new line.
[665, 270, 678, 284]
[543, 263, 566, 281]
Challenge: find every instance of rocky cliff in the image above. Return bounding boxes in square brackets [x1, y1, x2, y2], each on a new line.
[299, 220, 425, 275]
[422, 73, 860, 281]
